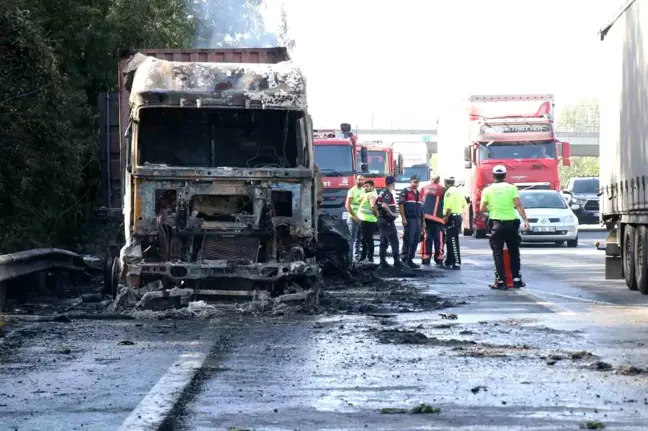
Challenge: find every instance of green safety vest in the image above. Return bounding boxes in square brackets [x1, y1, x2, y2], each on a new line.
[482, 182, 519, 220]
[348, 186, 365, 214]
[358, 191, 378, 222]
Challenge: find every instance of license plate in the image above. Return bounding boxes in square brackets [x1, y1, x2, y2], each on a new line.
[532, 226, 556, 233]
[342, 212, 349, 220]
[594, 212, 600, 218]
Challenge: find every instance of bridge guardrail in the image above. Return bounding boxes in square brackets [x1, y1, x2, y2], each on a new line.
[0, 248, 90, 311]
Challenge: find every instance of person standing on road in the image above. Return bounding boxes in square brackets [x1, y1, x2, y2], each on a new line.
[442, 177, 467, 270]
[398, 175, 424, 269]
[357, 180, 378, 262]
[345, 174, 365, 262]
[420, 175, 446, 266]
[376, 175, 402, 269]
[480, 165, 530, 289]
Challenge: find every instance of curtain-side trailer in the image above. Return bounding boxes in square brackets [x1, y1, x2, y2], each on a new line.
[598, 0, 648, 294]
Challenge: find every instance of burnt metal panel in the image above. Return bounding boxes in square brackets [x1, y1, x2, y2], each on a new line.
[107, 47, 291, 212]
[97, 91, 122, 211]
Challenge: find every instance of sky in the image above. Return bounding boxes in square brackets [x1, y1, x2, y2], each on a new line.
[263, 0, 627, 129]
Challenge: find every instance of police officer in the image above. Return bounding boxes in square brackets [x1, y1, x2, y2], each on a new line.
[442, 176, 467, 269]
[376, 176, 402, 269]
[420, 175, 445, 266]
[398, 175, 424, 269]
[345, 174, 365, 262]
[480, 165, 530, 289]
[357, 180, 378, 262]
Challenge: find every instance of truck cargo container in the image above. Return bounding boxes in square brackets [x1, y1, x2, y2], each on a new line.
[597, 0, 648, 294]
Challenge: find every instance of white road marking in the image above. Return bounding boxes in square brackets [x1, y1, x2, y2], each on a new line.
[515, 289, 576, 315]
[460, 275, 576, 315]
[524, 288, 617, 306]
[119, 352, 207, 431]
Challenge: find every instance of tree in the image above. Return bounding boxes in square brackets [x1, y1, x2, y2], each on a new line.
[190, 0, 278, 48]
[0, 0, 198, 252]
[276, 3, 296, 53]
[556, 98, 599, 134]
[559, 157, 599, 188]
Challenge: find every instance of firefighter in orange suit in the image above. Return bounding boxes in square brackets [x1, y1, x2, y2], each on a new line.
[420, 175, 446, 266]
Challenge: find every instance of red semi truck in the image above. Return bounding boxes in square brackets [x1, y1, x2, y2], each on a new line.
[356, 141, 403, 189]
[437, 94, 571, 238]
[313, 124, 368, 220]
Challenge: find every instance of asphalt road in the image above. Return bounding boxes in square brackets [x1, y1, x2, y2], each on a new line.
[3, 225, 648, 430]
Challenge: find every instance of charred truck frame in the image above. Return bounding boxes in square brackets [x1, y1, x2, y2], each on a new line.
[107, 49, 320, 298]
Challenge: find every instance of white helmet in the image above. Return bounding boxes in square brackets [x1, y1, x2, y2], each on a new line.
[492, 165, 507, 174]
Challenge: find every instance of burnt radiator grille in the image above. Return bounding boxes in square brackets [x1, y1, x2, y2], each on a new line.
[198, 236, 260, 262]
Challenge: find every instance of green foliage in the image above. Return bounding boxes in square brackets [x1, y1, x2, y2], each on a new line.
[559, 157, 599, 188]
[276, 3, 296, 53]
[0, 0, 287, 253]
[190, 0, 278, 48]
[557, 98, 599, 133]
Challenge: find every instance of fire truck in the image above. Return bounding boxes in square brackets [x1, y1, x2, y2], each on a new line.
[313, 123, 368, 220]
[357, 141, 403, 189]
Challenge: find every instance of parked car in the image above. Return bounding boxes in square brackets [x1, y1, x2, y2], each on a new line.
[562, 177, 600, 224]
[518, 190, 580, 247]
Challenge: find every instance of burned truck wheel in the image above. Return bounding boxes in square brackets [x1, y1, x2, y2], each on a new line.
[105, 257, 122, 299]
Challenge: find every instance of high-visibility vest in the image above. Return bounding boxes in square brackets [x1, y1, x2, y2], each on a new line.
[357, 191, 378, 222]
[348, 186, 365, 214]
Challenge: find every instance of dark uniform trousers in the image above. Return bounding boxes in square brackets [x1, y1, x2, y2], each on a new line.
[489, 219, 522, 282]
[424, 220, 445, 263]
[378, 218, 399, 260]
[444, 215, 462, 266]
[402, 217, 422, 261]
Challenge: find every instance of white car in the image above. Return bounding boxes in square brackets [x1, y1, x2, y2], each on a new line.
[518, 190, 579, 247]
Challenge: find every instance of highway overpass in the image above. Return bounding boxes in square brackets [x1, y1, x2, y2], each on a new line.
[355, 129, 599, 157]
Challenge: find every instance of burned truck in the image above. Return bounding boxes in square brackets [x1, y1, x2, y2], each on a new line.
[104, 48, 324, 299]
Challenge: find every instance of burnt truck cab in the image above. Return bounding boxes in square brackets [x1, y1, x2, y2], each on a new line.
[112, 53, 319, 297]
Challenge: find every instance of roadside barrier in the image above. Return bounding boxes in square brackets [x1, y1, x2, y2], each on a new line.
[0, 248, 89, 311]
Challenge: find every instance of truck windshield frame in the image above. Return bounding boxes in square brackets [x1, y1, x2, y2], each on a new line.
[135, 107, 305, 168]
[314, 144, 354, 174]
[359, 150, 388, 175]
[397, 166, 429, 182]
[478, 140, 557, 161]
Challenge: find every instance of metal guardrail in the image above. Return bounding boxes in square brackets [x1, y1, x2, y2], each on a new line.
[0, 248, 88, 283]
[0, 248, 90, 311]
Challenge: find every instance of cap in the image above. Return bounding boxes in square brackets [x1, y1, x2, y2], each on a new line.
[410, 175, 420, 181]
[493, 165, 507, 174]
[386, 176, 396, 185]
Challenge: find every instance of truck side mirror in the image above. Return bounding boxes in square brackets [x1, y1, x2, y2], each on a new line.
[463, 145, 472, 162]
[464, 161, 472, 169]
[360, 146, 368, 164]
[397, 154, 404, 175]
[560, 141, 571, 166]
